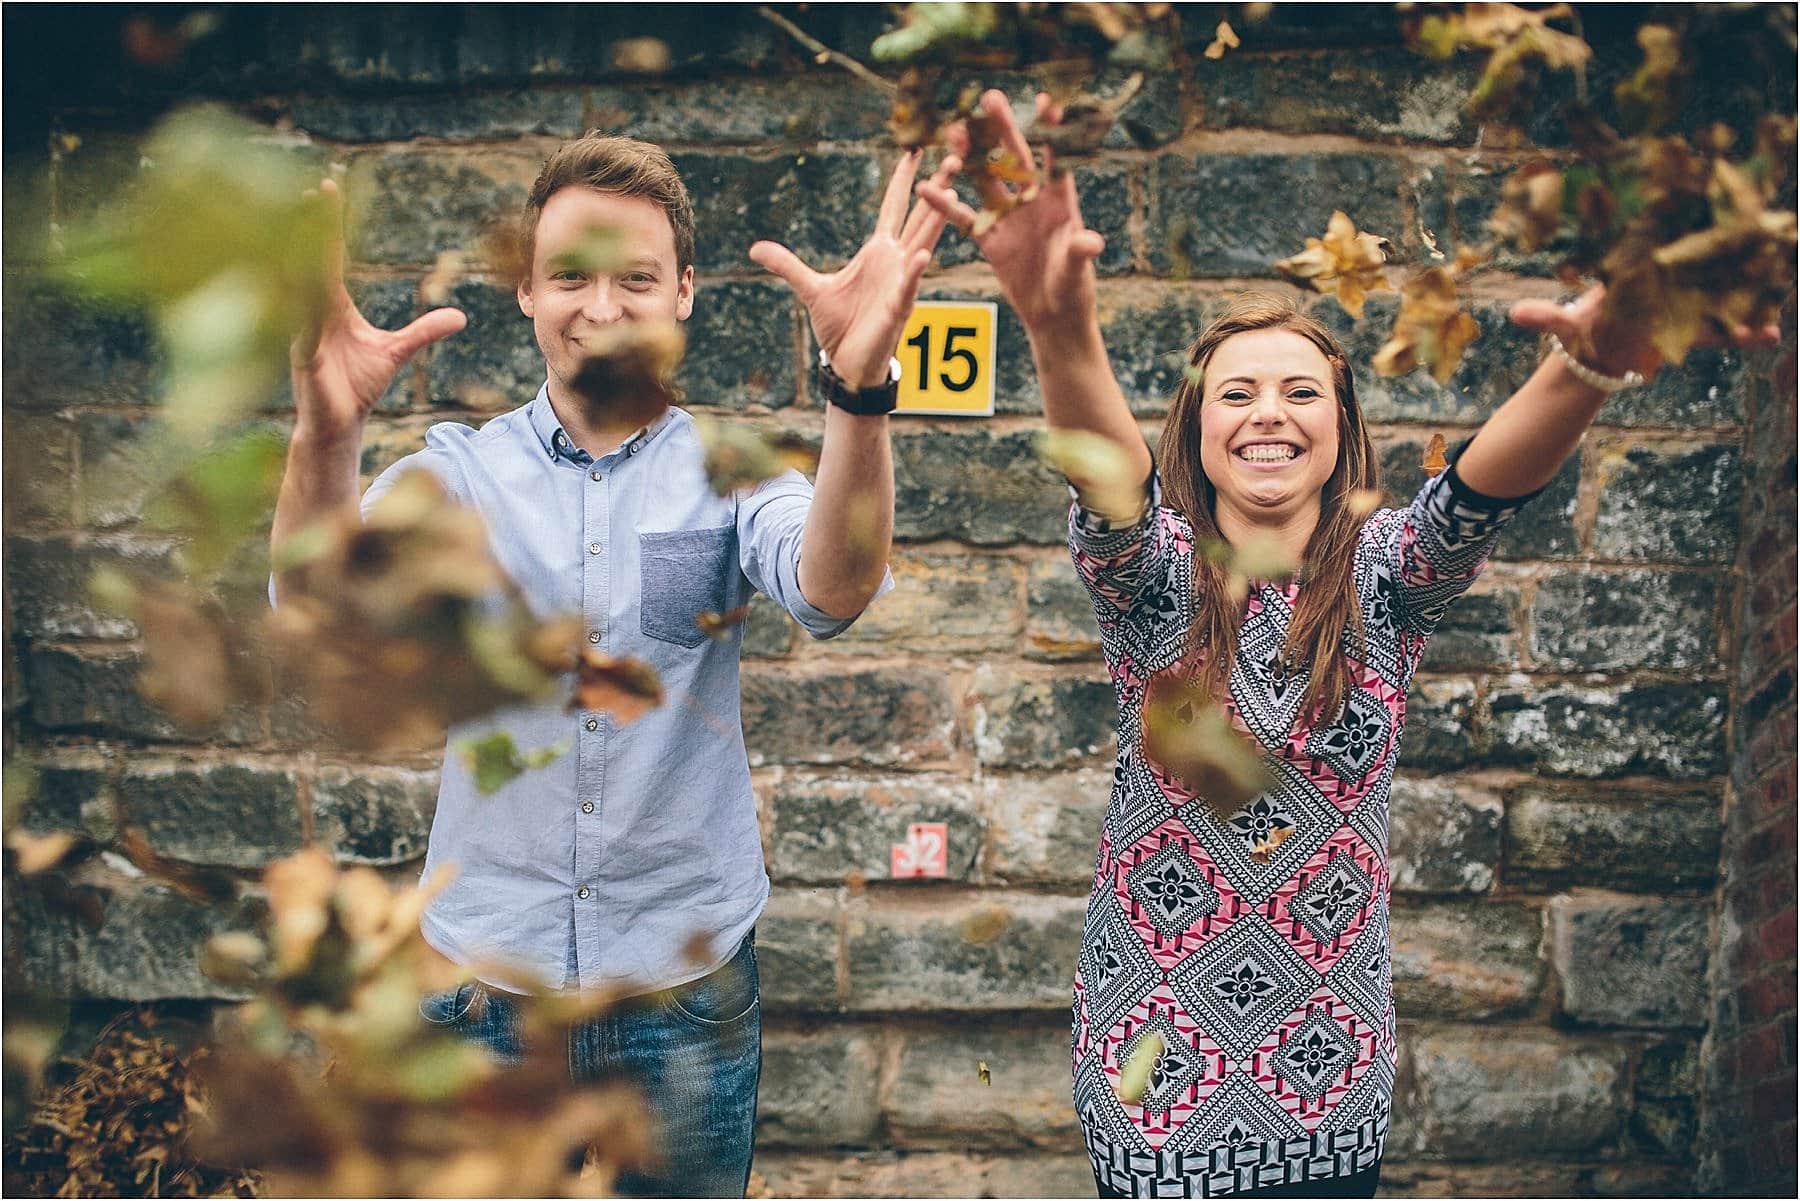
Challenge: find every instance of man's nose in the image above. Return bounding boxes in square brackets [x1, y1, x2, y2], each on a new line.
[579, 280, 625, 324]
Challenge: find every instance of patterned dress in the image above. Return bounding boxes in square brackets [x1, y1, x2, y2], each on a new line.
[1069, 458, 1535, 1197]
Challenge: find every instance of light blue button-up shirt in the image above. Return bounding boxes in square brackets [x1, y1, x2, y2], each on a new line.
[360, 385, 886, 995]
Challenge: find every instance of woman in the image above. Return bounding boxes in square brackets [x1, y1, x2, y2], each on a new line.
[916, 91, 1776, 1199]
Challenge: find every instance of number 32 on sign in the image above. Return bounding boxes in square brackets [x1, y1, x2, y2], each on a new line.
[892, 822, 948, 878]
[894, 300, 997, 417]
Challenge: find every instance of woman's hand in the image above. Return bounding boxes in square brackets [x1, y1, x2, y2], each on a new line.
[1510, 284, 1781, 387]
[914, 90, 1107, 337]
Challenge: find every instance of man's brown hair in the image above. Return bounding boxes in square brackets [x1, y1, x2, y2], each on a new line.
[518, 132, 696, 278]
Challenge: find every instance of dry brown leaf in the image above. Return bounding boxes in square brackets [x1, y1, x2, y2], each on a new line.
[1422, 434, 1449, 478]
[1204, 20, 1240, 59]
[1489, 160, 1565, 252]
[696, 605, 751, 640]
[572, 650, 664, 724]
[1038, 428, 1145, 522]
[419, 250, 466, 307]
[1141, 674, 1273, 821]
[1249, 825, 1295, 865]
[694, 418, 820, 495]
[1345, 488, 1383, 519]
[4, 829, 84, 875]
[977, 1060, 992, 1086]
[610, 37, 672, 74]
[1372, 265, 1482, 385]
[1274, 210, 1393, 318]
[959, 905, 1011, 945]
[567, 321, 686, 429]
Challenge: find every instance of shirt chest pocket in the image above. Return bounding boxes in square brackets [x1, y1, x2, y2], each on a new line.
[640, 525, 737, 648]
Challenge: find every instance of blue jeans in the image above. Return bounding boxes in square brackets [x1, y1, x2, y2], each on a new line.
[419, 934, 762, 1198]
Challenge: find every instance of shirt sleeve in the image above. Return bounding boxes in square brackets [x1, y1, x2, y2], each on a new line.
[1365, 440, 1543, 637]
[1066, 469, 1178, 628]
[736, 468, 895, 640]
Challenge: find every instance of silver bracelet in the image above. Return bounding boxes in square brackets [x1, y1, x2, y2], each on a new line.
[1547, 333, 1646, 394]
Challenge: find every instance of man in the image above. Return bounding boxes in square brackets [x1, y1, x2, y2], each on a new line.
[270, 135, 951, 1196]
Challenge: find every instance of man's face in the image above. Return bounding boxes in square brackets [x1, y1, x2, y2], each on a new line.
[518, 186, 695, 401]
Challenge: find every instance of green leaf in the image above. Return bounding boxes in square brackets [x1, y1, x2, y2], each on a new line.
[455, 732, 568, 796]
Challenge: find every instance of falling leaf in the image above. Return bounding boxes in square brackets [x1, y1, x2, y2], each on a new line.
[1422, 434, 1449, 478]
[1372, 265, 1482, 385]
[419, 250, 466, 307]
[1196, 531, 1301, 601]
[1037, 428, 1145, 522]
[547, 225, 628, 278]
[1274, 210, 1393, 319]
[609, 37, 672, 74]
[1407, 3, 1592, 122]
[1141, 674, 1273, 821]
[567, 321, 686, 430]
[1204, 20, 1240, 59]
[959, 906, 1011, 945]
[1488, 160, 1565, 253]
[90, 569, 264, 730]
[1249, 825, 1294, 865]
[1115, 1031, 1164, 1105]
[572, 650, 664, 724]
[201, 930, 270, 987]
[1026, 75, 1145, 155]
[842, 868, 869, 897]
[695, 605, 751, 640]
[680, 931, 716, 966]
[977, 1061, 992, 1086]
[4, 829, 84, 875]
[1346, 488, 1383, 519]
[455, 732, 569, 796]
[116, 828, 238, 904]
[1614, 24, 1684, 135]
[870, 2, 1002, 63]
[694, 417, 820, 495]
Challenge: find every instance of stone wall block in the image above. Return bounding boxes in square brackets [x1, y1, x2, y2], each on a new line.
[1149, 153, 1409, 279]
[1388, 777, 1500, 894]
[1504, 789, 1721, 890]
[118, 759, 304, 869]
[346, 151, 537, 266]
[893, 430, 1073, 546]
[845, 892, 1084, 1011]
[287, 89, 587, 143]
[741, 667, 956, 767]
[1549, 892, 1710, 1028]
[1530, 568, 1721, 672]
[1317, 297, 1536, 424]
[75, 410, 168, 531]
[1380, 438, 1581, 560]
[756, 1025, 884, 1147]
[1390, 900, 1543, 1019]
[741, 592, 797, 659]
[674, 151, 882, 274]
[765, 773, 985, 885]
[1197, 50, 1480, 145]
[1397, 1025, 1626, 1157]
[4, 414, 76, 528]
[1098, 292, 1226, 417]
[886, 1020, 1083, 1149]
[424, 279, 539, 408]
[822, 555, 1024, 655]
[1417, 585, 1520, 672]
[982, 769, 1110, 886]
[757, 888, 842, 1013]
[1486, 678, 1725, 780]
[2, 277, 160, 410]
[680, 280, 797, 411]
[1397, 677, 1481, 771]
[19, 756, 115, 839]
[24, 645, 262, 746]
[1026, 561, 1102, 662]
[5, 535, 180, 641]
[968, 669, 1117, 768]
[1591, 443, 1742, 564]
[312, 765, 439, 866]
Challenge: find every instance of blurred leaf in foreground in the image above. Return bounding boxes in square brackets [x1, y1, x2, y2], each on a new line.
[1275, 210, 1393, 319]
[694, 418, 819, 495]
[573, 651, 665, 724]
[1115, 1030, 1164, 1105]
[1037, 428, 1145, 522]
[567, 320, 687, 431]
[1141, 673, 1273, 822]
[54, 104, 334, 439]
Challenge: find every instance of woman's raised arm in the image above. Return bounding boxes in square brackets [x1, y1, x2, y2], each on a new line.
[915, 90, 1153, 492]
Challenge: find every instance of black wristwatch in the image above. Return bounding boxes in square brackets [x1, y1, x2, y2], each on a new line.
[817, 349, 902, 416]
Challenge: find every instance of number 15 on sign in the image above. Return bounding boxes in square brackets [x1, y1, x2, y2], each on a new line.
[894, 300, 997, 417]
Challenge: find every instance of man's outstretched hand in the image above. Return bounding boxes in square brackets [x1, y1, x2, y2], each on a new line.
[749, 150, 954, 391]
[290, 178, 467, 444]
[913, 89, 1107, 336]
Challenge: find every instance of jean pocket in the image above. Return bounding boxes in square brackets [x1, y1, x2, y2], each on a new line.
[640, 525, 736, 648]
[418, 980, 483, 1026]
[667, 939, 759, 1028]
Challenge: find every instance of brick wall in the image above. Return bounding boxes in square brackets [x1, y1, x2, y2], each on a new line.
[3, 6, 1793, 1196]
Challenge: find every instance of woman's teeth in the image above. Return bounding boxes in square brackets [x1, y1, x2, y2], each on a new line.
[1238, 445, 1298, 462]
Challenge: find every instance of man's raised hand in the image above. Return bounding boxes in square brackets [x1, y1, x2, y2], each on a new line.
[914, 90, 1107, 336]
[290, 178, 467, 443]
[748, 150, 954, 390]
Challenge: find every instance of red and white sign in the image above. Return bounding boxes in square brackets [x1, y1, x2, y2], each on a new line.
[891, 822, 948, 879]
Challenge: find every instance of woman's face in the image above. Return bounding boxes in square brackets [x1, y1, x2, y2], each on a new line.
[1196, 327, 1342, 525]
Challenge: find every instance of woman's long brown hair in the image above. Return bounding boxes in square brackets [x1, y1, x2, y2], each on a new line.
[1157, 294, 1381, 727]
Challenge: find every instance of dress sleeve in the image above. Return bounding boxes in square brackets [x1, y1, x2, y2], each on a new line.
[1066, 470, 1180, 629]
[1365, 440, 1543, 637]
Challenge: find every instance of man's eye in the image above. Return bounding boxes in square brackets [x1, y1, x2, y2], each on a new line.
[552, 271, 584, 283]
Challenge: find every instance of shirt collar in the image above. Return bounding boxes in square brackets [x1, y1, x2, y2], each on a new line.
[527, 383, 680, 467]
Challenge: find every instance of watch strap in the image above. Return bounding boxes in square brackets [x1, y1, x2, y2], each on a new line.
[817, 350, 901, 416]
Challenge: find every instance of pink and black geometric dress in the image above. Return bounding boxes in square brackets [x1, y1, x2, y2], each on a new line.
[1068, 459, 1536, 1197]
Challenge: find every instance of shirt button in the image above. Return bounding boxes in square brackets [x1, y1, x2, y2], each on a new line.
[576, 886, 590, 900]
[590, 470, 603, 482]
[587, 630, 601, 644]
[584, 718, 598, 731]
[581, 801, 595, 814]
[588, 541, 602, 555]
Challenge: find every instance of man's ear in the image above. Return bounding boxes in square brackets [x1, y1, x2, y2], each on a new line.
[517, 276, 535, 319]
[675, 265, 695, 322]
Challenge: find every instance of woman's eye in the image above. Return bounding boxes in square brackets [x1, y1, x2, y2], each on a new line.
[1222, 390, 1253, 404]
[1289, 388, 1321, 401]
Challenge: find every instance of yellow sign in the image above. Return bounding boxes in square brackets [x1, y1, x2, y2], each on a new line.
[894, 300, 997, 416]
